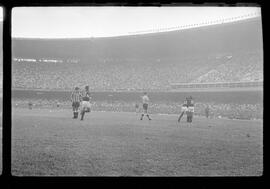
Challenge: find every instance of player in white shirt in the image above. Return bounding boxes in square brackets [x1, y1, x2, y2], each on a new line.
[178, 99, 187, 123]
[140, 92, 152, 120]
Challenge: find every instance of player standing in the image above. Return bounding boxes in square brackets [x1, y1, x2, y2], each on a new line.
[140, 92, 152, 120]
[135, 103, 139, 114]
[186, 96, 194, 124]
[28, 101, 33, 110]
[205, 105, 210, 119]
[70, 87, 81, 119]
[56, 100, 60, 108]
[80, 85, 92, 121]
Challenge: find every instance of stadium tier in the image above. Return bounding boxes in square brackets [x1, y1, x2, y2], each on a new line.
[12, 17, 263, 91]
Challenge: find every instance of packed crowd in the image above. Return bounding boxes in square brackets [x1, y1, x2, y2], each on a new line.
[193, 51, 263, 83]
[12, 50, 263, 91]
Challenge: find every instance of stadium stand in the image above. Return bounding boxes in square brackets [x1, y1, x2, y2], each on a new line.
[12, 17, 263, 91]
[12, 50, 263, 90]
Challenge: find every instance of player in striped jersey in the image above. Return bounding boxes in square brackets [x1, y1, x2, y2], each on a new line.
[80, 85, 92, 121]
[70, 87, 81, 119]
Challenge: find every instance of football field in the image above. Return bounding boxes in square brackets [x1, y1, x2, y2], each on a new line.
[12, 108, 263, 176]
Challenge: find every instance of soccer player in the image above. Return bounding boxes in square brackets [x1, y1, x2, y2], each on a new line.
[56, 100, 60, 108]
[205, 105, 210, 119]
[70, 87, 81, 119]
[178, 99, 187, 123]
[80, 85, 92, 121]
[28, 101, 33, 110]
[140, 92, 152, 120]
[186, 96, 194, 124]
[135, 103, 139, 114]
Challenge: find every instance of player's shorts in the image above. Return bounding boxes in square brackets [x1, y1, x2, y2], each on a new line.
[72, 101, 80, 109]
[81, 101, 91, 110]
[187, 106, 195, 113]
[181, 106, 188, 112]
[186, 111, 193, 116]
[143, 103, 148, 111]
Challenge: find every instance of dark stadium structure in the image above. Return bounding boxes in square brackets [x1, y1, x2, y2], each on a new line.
[12, 17, 263, 91]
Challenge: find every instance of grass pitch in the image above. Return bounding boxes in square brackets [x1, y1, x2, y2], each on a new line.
[12, 108, 263, 176]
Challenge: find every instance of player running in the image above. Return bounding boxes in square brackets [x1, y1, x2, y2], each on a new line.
[135, 103, 139, 114]
[140, 92, 152, 120]
[178, 99, 188, 123]
[80, 85, 92, 121]
[70, 87, 81, 119]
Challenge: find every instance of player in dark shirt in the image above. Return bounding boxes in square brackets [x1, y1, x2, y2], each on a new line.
[80, 85, 92, 120]
[186, 96, 194, 107]
[56, 101, 60, 108]
[135, 103, 139, 114]
[205, 105, 210, 119]
[186, 96, 194, 124]
[28, 101, 33, 110]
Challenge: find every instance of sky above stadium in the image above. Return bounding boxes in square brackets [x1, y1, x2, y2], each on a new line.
[12, 6, 261, 38]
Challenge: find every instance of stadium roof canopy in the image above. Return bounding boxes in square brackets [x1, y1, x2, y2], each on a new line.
[12, 17, 263, 61]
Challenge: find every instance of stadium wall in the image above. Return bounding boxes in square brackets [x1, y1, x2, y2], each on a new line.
[170, 81, 263, 92]
[12, 81, 263, 93]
